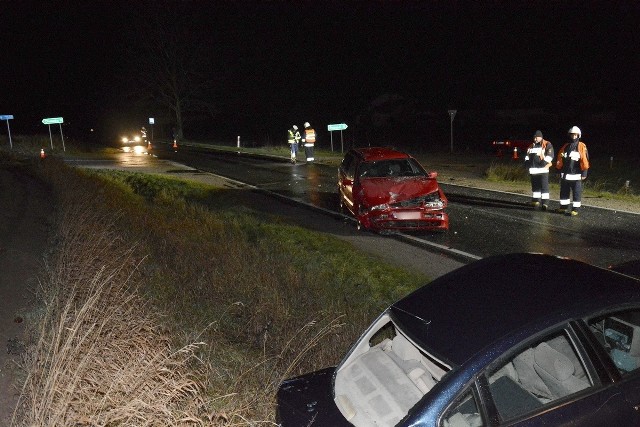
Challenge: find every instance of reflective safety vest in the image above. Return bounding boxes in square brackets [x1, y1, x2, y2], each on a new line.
[304, 128, 316, 145]
[287, 129, 296, 144]
[556, 141, 589, 180]
[525, 139, 554, 175]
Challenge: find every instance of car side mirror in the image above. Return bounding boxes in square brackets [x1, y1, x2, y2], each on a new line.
[427, 171, 438, 179]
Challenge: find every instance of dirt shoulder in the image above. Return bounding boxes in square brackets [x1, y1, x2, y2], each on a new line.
[0, 162, 52, 423]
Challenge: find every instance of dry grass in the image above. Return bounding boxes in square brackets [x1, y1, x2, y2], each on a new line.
[10, 157, 421, 425]
[13, 177, 212, 425]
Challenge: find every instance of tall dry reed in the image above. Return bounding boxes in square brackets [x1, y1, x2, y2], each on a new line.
[13, 158, 352, 425]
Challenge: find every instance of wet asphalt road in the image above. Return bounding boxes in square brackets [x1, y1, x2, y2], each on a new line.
[71, 142, 640, 273]
[156, 143, 640, 269]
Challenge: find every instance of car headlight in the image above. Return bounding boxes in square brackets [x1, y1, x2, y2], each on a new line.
[424, 200, 444, 209]
[121, 137, 128, 143]
[369, 203, 390, 212]
[134, 136, 141, 142]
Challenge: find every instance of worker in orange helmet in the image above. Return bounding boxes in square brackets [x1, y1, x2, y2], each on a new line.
[555, 126, 589, 216]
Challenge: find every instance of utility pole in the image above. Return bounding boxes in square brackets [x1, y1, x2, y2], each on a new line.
[448, 110, 457, 153]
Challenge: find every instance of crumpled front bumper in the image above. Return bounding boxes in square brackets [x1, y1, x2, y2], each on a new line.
[358, 209, 449, 231]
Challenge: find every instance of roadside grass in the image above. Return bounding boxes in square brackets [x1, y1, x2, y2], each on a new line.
[485, 160, 529, 183]
[484, 156, 640, 200]
[14, 156, 427, 424]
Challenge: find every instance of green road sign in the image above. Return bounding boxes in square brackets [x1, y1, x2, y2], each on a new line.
[327, 123, 348, 131]
[42, 117, 64, 125]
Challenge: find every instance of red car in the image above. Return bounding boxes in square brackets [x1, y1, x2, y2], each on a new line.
[337, 147, 449, 231]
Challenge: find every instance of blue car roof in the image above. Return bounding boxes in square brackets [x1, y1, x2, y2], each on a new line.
[391, 253, 640, 367]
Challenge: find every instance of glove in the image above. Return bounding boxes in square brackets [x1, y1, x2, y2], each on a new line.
[302, 139, 306, 143]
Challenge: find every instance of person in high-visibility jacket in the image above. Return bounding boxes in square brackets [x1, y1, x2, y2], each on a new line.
[302, 122, 316, 162]
[555, 126, 589, 216]
[524, 130, 554, 210]
[287, 125, 301, 163]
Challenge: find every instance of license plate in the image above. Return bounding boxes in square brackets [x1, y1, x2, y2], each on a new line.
[394, 211, 422, 220]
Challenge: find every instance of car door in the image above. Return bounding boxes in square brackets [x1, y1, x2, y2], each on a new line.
[477, 326, 640, 426]
[583, 307, 640, 424]
[338, 152, 357, 214]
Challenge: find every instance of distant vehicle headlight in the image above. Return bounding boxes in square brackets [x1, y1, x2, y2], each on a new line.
[134, 136, 141, 142]
[121, 137, 129, 143]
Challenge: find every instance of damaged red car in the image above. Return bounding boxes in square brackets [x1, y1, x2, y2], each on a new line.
[337, 147, 449, 231]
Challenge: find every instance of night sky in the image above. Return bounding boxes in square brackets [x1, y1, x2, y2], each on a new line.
[1, 1, 638, 148]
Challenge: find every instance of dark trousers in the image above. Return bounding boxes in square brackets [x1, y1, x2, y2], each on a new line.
[559, 179, 583, 209]
[304, 145, 314, 162]
[530, 174, 550, 202]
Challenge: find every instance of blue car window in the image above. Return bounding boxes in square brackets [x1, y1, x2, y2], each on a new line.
[441, 388, 484, 427]
[588, 308, 640, 375]
[486, 330, 593, 422]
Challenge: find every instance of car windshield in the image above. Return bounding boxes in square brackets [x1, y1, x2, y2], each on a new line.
[358, 159, 427, 179]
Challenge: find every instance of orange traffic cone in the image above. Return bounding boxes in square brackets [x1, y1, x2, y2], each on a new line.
[40, 148, 46, 159]
[147, 140, 152, 151]
[173, 139, 178, 151]
[512, 147, 519, 160]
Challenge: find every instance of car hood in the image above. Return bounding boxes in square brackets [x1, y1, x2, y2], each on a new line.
[277, 367, 352, 426]
[360, 177, 441, 206]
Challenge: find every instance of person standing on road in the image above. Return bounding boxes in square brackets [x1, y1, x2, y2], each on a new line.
[287, 125, 301, 163]
[524, 130, 554, 210]
[556, 126, 589, 216]
[302, 122, 316, 162]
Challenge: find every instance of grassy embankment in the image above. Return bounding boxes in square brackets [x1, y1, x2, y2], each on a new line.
[4, 140, 427, 425]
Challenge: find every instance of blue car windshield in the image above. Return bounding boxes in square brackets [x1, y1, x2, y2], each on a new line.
[358, 159, 427, 179]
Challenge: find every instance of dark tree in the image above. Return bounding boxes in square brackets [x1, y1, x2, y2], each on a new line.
[129, 5, 219, 139]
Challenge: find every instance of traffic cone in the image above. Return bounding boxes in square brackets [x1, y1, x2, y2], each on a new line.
[173, 139, 178, 151]
[40, 148, 46, 159]
[147, 140, 152, 151]
[512, 147, 519, 160]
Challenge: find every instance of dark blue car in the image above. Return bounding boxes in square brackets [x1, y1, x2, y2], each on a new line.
[277, 253, 640, 426]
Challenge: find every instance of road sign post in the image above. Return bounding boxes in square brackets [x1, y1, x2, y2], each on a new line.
[42, 117, 65, 151]
[149, 117, 155, 143]
[47, 124, 53, 149]
[327, 123, 348, 153]
[0, 115, 14, 149]
[59, 123, 66, 152]
[448, 110, 457, 153]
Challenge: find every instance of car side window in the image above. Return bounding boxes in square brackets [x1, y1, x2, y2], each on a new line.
[441, 388, 484, 427]
[485, 330, 593, 423]
[342, 153, 357, 180]
[587, 308, 640, 375]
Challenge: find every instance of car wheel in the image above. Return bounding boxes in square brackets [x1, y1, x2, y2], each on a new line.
[355, 205, 368, 231]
